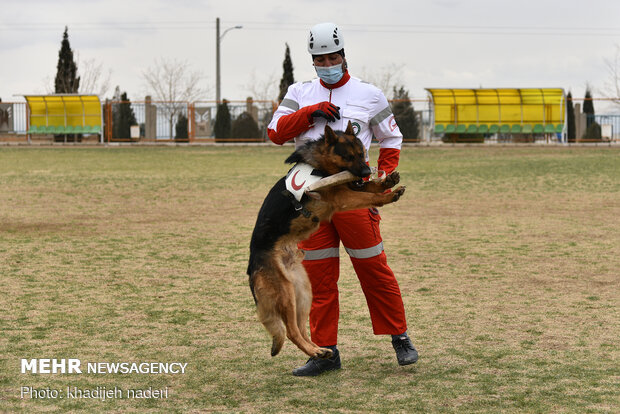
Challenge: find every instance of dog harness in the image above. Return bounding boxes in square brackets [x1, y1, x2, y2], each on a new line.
[285, 163, 324, 202]
[282, 163, 325, 218]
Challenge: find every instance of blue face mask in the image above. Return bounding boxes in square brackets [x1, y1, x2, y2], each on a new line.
[315, 63, 344, 84]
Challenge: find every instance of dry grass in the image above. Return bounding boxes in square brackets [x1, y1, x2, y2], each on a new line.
[0, 146, 618, 413]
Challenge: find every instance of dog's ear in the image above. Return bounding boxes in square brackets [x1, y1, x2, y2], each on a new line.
[324, 124, 337, 144]
[344, 120, 355, 136]
[285, 150, 303, 164]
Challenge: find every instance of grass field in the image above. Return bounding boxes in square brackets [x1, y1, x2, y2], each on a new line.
[0, 145, 619, 413]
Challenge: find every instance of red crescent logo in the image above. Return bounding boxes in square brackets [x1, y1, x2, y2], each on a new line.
[291, 170, 306, 191]
[389, 115, 397, 132]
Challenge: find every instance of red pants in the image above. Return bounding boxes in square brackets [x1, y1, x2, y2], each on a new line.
[299, 208, 408, 346]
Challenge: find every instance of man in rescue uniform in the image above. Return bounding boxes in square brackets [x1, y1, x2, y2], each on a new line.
[268, 22, 418, 376]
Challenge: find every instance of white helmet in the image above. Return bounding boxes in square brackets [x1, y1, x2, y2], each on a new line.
[308, 22, 344, 55]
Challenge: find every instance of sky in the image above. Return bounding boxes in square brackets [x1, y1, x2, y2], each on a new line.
[2, 0, 620, 112]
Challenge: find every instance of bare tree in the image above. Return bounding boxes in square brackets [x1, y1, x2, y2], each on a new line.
[601, 44, 620, 107]
[43, 55, 112, 97]
[357, 63, 405, 98]
[142, 57, 208, 138]
[244, 69, 278, 102]
[78, 55, 112, 97]
[243, 69, 279, 138]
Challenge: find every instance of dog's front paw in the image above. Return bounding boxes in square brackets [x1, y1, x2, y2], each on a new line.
[384, 171, 400, 189]
[390, 186, 406, 202]
[315, 347, 334, 359]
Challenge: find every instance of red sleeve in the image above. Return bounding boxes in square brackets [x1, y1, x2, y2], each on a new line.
[378, 148, 400, 174]
[268, 108, 313, 145]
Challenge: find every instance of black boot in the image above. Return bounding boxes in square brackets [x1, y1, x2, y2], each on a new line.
[391, 334, 419, 366]
[292, 348, 341, 376]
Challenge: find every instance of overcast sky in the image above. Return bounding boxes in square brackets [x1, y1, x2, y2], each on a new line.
[2, 0, 620, 112]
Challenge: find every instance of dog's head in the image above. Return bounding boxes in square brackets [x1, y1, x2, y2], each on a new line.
[285, 121, 371, 178]
[322, 121, 372, 177]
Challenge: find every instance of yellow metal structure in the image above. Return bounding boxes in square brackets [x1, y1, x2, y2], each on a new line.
[426, 88, 565, 135]
[25, 94, 102, 135]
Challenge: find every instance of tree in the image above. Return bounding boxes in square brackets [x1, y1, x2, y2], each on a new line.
[55, 27, 80, 93]
[391, 86, 419, 141]
[582, 87, 602, 140]
[359, 63, 404, 96]
[175, 114, 188, 140]
[243, 70, 278, 138]
[78, 57, 112, 97]
[601, 43, 620, 107]
[583, 87, 595, 129]
[244, 69, 278, 102]
[583, 122, 602, 140]
[278, 43, 295, 101]
[214, 100, 231, 139]
[142, 57, 207, 138]
[231, 112, 260, 139]
[566, 91, 576, 142]
[112, 88, 138, 139]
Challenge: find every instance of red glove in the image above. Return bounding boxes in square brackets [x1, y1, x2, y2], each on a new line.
[268, 101, 340, 145]
[306, 102, 340, 123]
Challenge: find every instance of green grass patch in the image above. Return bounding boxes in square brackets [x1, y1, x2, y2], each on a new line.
[0, 146, 618, 412]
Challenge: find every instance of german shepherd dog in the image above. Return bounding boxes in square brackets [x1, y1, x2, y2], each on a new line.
[247, 121, 405, 359]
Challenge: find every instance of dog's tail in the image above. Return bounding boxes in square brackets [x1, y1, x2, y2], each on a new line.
[259, 311, 286, 357]
[270, 322, 286, 357]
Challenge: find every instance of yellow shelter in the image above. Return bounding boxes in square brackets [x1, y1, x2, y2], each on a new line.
[426, 88, 565, 136]
[25, 94, 103, 137]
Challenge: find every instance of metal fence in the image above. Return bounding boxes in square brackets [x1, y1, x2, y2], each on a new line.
[1, 98, 427, 142]
[0, 102, 27, 133]
[595, 114, 620, 140]
[101, 99, 276, 141]
[2, 98, 619, 143]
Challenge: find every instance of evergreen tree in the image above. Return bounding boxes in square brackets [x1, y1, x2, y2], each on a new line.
[113, 91, 137, 139]
[583, 87, 595, 129]
[391, 86, 419, 141]
[54, 26, 80, 93]
[583, 122, 602, 140]
[214, 99, 231, 139]
[582, 88, 602, 140]
[278, 43, 295, 101]
[175, 114, 188, 140]
[231, 112, 260, 139]
[566, 91, 576, 142]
